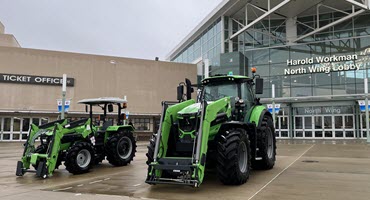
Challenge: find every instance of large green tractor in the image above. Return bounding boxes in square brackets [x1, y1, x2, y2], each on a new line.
[146, 71, 276, 187]
[16, 97, 136, 178]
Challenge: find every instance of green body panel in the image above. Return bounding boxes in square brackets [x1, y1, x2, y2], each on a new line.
[178, 103, 201, 114]
[106, 125, 134, 132]
[247, 105, 266, 126]
[151, 99, 195, 177]
[195, 97, 231, 183]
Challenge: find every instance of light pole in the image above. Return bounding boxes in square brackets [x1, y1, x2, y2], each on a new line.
[365, 78, 369, 143]
[272, 84, 276, 128]
[61, 74, 67, 119]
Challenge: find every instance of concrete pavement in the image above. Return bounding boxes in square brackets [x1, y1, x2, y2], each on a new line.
[1, 140, 370, 200]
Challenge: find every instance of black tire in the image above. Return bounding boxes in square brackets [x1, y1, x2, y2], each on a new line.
[106, 131, 136, 166]
[32, 145, 48, 170]
[64, 142, 94, 174]
[216, 128, 251, 185]
[252, 115, 276, 170]
[146, 134, 156, 181]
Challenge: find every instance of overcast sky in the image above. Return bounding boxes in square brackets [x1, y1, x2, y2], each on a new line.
[0, 0, 222, 60]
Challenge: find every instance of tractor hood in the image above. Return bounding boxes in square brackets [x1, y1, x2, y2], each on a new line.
[178, 103, 201, 115]
[178, 102, 214, 115]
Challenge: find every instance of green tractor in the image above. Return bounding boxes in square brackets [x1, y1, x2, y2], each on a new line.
[16, 97, 136, 178]
[146, 71, 276, 187]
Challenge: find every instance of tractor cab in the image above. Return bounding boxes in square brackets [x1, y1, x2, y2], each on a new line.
[78, 97, 129, 132]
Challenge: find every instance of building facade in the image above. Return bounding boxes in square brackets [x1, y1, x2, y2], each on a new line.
[167, 0, 370, 139]
[0, 22, 196, 141]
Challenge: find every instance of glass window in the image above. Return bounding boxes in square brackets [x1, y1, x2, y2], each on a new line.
[133, 118, 151, 131]
[22, 118, 30, 132]
[270, 47, 289, 63]
[13, 117, 21, 132]
[32, 118, 40, 125]
[4, 118, 11, 132]
[42, 118, 49, 124]
[255, 65, 269, 77]
[203, 83, 238, 101]
[252, 49, 269, 65]
[3, 134, 10, 140]
[295, 117, 303, 129]
[0, 117, 2, 132]
[290, 45, 311, 60]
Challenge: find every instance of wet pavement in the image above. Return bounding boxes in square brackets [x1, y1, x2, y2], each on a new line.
[1, 140, 370, 200]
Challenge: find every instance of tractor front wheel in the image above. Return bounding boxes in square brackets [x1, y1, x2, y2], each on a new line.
[106, 131, 136, 166]
[216, 128, 251, 185]
[252, 115, 276, 170]
[65, 142, 94, 174]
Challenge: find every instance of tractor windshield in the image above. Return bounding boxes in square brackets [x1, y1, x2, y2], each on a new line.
[202, 83, 238, 102]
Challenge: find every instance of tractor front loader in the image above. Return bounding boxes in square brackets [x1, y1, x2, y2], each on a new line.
[16, 118, 93, 178]
[17, 97, 137, 178]
[146, 70, 276, 187]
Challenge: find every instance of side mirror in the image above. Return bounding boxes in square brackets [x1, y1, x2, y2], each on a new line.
[85, 105, 88, 113]
[177, 85, 184, 101]
[255, 78, 264, 94]
[185, 78, 194, 100]
[108, 104, 114, 112]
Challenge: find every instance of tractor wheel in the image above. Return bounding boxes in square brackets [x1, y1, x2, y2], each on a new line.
[65, 142, 94, 174]
[216, 128, 251, 185]
[145, 134, 156, 181]
[252, 115, 276, 170]
[106, 131, 136, 166]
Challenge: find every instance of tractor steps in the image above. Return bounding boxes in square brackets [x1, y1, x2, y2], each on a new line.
[152, 157, 195, 171]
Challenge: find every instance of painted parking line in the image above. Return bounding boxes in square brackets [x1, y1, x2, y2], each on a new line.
[52, 187, 73, 192]
[89, 180, 103, 184]
[248, 144, 316, 200]
[133, 183, 141, 187]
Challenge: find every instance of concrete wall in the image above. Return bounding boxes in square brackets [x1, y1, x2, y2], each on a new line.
[0, 46, 196, 115]
[0, 34, 21, 47]
[0, 21, 4, 34]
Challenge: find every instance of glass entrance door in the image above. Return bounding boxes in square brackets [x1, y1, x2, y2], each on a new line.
[294, 116, 313, 138]
[295, 114, 354, 139]
[276, 116, 289, 138]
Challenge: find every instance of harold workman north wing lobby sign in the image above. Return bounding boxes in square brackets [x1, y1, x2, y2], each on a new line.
[284, 54, 361, 75]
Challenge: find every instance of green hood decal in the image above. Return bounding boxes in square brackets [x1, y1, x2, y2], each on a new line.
[178, 103, 201, 115]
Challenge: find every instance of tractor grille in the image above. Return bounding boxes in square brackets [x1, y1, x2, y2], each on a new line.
[178, 116, 199, 132]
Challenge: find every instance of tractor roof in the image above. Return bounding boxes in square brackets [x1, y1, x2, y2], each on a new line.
[201, 75, 252, 85]
[78, 97, 127, 105]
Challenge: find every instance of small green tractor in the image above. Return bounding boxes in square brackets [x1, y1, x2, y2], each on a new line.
[146, 71, 276, 187]
[16, 97, 136, 178]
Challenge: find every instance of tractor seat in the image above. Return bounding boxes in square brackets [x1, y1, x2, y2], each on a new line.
[98, 120, 113, 132]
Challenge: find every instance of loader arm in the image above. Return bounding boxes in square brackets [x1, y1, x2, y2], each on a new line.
[194, 97, 231, 184]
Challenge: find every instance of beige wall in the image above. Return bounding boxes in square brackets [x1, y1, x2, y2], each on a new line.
[0, 46, 196, 114]
[0, 34, 20, 47]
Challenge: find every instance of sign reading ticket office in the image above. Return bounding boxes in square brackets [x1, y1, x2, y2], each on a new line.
[0, 73, 74, 86]
[284, 54, 360, 75]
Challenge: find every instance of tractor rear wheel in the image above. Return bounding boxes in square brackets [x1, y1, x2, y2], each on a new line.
[216, 128, 251, 185]
[65, 142, 94, 174]
[252, 115, 276, 170]
[106, 131, 136, 166]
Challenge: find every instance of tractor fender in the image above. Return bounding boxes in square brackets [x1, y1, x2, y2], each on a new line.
[106, 125, 134, 133]
[220, 121, 256, 136]
[248, 105, 272, 129]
